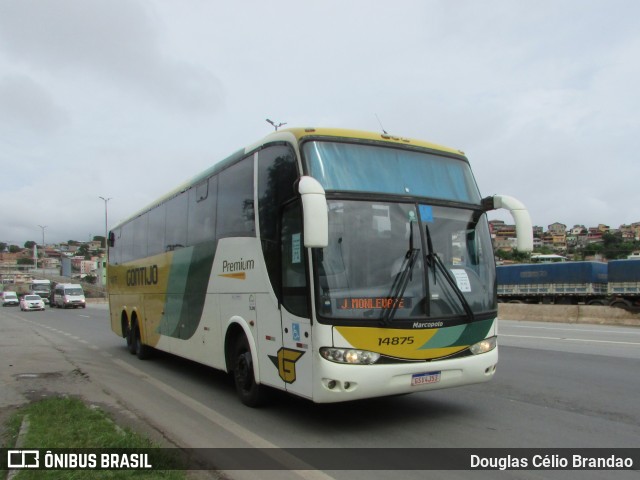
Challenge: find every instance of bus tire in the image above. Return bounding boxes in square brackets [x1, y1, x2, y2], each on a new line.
[232, 335, 266, 407]
[133, 322, 152, 360]
[124, 319, 135, 354]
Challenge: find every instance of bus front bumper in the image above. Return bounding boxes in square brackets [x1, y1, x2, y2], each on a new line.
[311, 347, 498, 403]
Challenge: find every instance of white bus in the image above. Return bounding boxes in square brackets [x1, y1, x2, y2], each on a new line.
[530, 254, 568, 263]
[107, 128, 532, 406]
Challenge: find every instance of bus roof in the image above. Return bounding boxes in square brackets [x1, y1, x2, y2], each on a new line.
[113, 127, 467, 230]
[259, 127, 465, 157]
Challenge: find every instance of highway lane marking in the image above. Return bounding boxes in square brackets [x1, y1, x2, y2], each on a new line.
[501, 323, 640, 336]
[17, 318, 105, 353]
[500, 334, 640, 346]
[111, 357, 336, 480]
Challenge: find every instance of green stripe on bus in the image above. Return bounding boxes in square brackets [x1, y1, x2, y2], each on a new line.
[160, 241, 217, 339]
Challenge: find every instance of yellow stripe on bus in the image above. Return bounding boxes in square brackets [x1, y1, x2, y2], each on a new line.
[335, 326, 467, 360]
[219, 272, 246, 280]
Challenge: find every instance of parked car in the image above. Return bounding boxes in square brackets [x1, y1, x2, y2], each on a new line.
[2, 291, 19, 307]
[20, 294, 45, 311]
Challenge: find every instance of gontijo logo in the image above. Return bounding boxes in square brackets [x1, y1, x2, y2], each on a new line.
[126, 265, 159, 286]
[219, 257, 255, 280]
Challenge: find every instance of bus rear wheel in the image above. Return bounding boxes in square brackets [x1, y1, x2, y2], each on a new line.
[232, 335, 266, 407]
[132, 321, 152, 360]
[124, 320, 135, 354]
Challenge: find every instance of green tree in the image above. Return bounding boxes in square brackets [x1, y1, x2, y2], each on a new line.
[495, 249, 531, 263]
[93, 235, 106, 248]
[0, 242, 7, 252]
[599, 232, 636, 259]
[17, 258, 34, 265]
[583, 242, 604, 258]
[78, 244, 90, 258]
[24, 240, 36, 249]
[9, 245, 21, 253]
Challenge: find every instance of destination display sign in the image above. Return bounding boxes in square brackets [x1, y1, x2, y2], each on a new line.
[337, 297, 412, 310]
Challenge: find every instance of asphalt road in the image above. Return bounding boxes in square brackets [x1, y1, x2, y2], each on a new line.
[2, 305, 639, 480]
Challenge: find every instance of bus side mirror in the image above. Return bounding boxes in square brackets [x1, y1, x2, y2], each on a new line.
[298, 176, 329, 248]
[482, 194, 534, 252]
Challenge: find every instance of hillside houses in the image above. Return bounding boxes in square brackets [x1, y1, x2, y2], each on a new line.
[490, 220, 640, 259]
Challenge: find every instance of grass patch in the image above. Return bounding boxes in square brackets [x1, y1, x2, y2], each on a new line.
[3, 396, 187, 479]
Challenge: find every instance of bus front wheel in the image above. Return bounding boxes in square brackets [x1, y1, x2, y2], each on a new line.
[232, 335, 266, 407]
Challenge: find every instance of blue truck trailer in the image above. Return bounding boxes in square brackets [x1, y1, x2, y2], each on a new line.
[607, 259, 640, 309]
[497, 260, 640, 309]
[496, 261, 609, 305]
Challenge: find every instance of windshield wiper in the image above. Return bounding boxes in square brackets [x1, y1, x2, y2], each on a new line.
[380, 248, 419, 326]
[424, 224, 475, 322]
[380, 220, 419, 326]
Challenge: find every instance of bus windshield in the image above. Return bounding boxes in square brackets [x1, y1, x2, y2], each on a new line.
[303, 141, 481, 203]
[314, 200, 496, 324]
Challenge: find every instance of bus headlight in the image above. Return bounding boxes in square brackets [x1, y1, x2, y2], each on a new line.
[320, 347, 380, 365]
[469, 336, 497, 355]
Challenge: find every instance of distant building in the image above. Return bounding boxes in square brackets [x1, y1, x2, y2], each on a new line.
[570, 225, 587, 235]
[548, 222, 567, 235]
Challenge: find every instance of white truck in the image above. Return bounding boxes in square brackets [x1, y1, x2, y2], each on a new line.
[30, 279, 52, 305]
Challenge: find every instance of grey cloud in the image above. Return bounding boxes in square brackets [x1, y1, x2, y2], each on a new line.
[0, 74, 68, 132]
[0, 0, 223, 113]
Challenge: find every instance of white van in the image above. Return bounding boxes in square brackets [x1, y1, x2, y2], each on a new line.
[2, 291, 19, 307]
[52, 283, 86, 309]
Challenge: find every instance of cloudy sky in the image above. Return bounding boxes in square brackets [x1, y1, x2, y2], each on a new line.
[1, 0, 639, 246]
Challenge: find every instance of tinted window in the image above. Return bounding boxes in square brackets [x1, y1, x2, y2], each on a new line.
[217, 156, 255, 237]
[119, 222, 134, 263]
[257, 144, 298, 295]
[281, 201, 308, 317]
[304, 141, 481, 203]
[132, 215, 148, 260]
[147, 204, 166, 257]
[110, 228, 122, 265]
[165, 192, 188, 251]
[188, 176, 217, 245]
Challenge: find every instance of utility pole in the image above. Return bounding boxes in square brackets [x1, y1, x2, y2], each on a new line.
[98, 197, 112, 250]
[38, 225, 47, 272]
[99, 197, 111, 289]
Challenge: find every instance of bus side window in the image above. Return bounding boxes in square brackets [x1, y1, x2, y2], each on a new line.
[132, 214, 148, 260]
[147, 204, 166, 256]
[188, 176, 217, 245]
[257, 144, 298, 298]
[110, 228, 121, 265]
[120, 222, 134, 264]
[281, 201, 308, 318]
[165, 192, 188, 251]
[217, 156, 255, 238]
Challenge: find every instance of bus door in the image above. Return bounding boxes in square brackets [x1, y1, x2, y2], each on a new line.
[278, 201, 313, 399]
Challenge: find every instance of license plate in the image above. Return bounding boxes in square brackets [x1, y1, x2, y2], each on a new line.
[411, 371, 441, 386]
